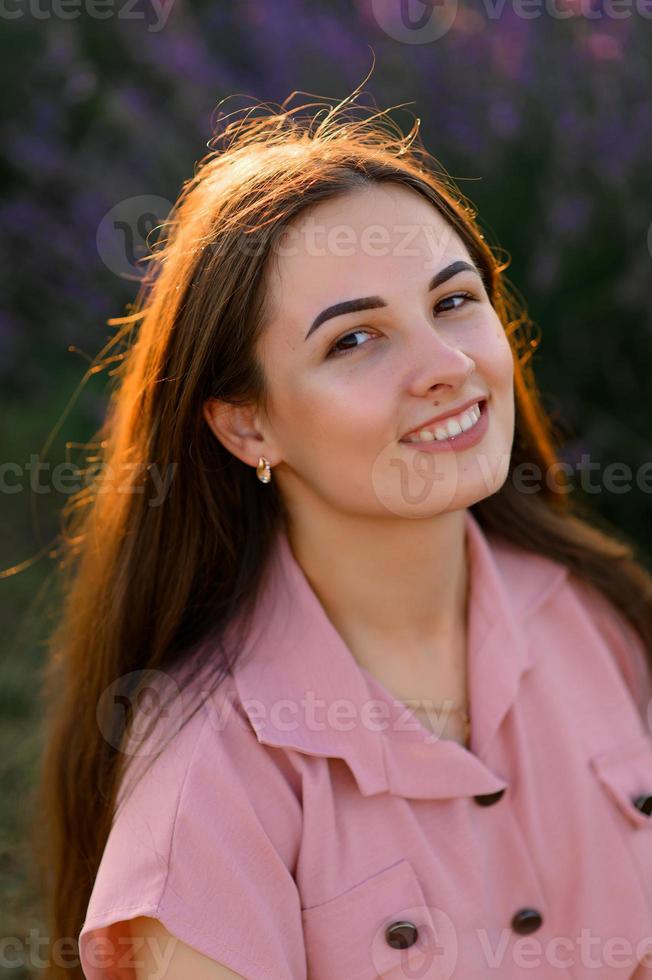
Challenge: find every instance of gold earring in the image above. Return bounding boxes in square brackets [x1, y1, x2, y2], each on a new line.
[256, 456, 272, 483]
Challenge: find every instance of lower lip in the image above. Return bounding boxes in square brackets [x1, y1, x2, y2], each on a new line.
[399, 399, 489, 453]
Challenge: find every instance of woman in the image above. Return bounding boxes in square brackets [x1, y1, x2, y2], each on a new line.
[36, 88, 652, 979]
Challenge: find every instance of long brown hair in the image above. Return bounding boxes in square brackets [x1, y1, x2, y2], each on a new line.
[34, 84, 652, 978]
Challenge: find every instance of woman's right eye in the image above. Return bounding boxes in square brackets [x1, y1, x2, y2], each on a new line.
[326, 328, 376, 358]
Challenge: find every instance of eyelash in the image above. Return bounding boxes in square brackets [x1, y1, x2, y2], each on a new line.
[325, 291, 478, 359]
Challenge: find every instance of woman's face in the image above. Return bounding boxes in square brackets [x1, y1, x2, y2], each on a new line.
[253, 182, 515, 520]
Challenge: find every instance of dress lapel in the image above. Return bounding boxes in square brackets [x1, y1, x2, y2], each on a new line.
[232, 508, 569, 800]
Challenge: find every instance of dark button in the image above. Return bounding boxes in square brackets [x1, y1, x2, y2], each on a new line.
[474, 788, 506, 807]
[385, 920, 419, 950]
[633, 794, 652, 816]
[511, 908, 543, 935]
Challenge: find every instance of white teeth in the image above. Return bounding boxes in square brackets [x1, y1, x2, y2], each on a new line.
[405, 401, 482, 443]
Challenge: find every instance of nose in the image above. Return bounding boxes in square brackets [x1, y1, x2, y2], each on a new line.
[402, 320, 476, 397]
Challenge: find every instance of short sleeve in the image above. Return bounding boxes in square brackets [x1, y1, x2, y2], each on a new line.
[78, 677, 306, 980]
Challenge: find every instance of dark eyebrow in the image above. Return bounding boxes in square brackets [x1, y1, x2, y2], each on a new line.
[304, 259, 485, 342]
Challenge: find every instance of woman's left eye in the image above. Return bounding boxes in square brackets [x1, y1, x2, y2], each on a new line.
[435, 291, 476, 314]
[325, 292, 477, 359]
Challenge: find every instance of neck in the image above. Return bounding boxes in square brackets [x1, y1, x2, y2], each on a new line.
[285, 506, 470, 672]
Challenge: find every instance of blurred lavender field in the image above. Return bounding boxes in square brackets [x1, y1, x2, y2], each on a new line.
[2, 0, 651, 506]
[0, 0, 651, 966]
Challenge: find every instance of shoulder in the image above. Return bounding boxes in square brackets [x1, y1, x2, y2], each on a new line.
[563, 573, 652, 715]
[79, 670, 306, 980]
[483, 527, 571, 616]
[485, 528, 652, 717]
[116, 669, 301, 810]
[116, 669, 304, 875]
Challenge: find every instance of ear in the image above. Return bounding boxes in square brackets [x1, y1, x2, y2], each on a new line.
[202, 398, 277, 468]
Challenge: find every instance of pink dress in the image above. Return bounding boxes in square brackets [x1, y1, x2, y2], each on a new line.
[79, 508, 652, 978]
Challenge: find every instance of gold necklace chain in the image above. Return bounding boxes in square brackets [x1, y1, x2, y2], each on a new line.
[415, 701, 471, 744]
[446, 705, 471, 743]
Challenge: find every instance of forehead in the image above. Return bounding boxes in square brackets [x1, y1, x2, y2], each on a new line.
[264, 182, 472, 332]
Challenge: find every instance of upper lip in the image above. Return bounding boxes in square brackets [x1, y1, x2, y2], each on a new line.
[400, 396, 488, 441]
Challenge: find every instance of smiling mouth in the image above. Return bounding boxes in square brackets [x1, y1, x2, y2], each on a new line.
[400, 399, 487, 443]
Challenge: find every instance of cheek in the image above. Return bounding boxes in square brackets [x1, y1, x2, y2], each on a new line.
[482, 319, 514, 387]
[270, 374, 386, 458]
[489, 333, 516, 436]
[299, 374, 390, 443]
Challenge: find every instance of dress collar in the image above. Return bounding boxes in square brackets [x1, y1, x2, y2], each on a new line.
[231, 508, 569, 800]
